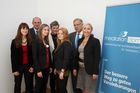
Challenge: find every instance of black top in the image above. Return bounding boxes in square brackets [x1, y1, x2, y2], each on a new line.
[53, 41, 73, 70]
[32, 39, 52, 72]
[51, 34, 57, 49]
[74, 35, 101, 75]
[10, 39, 33, 72]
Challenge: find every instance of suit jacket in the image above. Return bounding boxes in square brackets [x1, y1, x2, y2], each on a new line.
[10, 39, 33, 72]
[69, 32, 76, 50]
[30, 28, 37, 40]
[32, 39, 52, 72]
[69, 32, 77, 70]
[69, 32, 84, 70]
[69, 31, 84, 50]
[74, 35, 101, 75]
[53, 41, 73, 70]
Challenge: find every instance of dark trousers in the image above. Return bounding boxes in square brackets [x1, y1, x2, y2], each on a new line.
[34, 68, 49, 93]
[71, 71, 82, 93]
[50, 70, 56, 93]
[30, 73, 34, 93]
[14, 64, 33, 93]
[55, 74, 68, 93]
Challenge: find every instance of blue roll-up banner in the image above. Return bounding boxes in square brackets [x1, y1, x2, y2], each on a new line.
[97, 3, 140, 93]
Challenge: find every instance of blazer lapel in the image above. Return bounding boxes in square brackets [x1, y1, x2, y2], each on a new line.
[31, 28, 36, 37]
[55, 43, 63, 54]
[84, 35, 92, 50]
[72, 32, 76, 48]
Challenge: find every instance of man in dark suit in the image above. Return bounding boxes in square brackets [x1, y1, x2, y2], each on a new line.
[30, 17, 42, 40]
[29, 17, 42, 93]
[69, 18, 83, 93]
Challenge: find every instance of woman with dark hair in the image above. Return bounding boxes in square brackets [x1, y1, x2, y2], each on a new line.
[32, 24, 52, 93]
[10, 23, 33, 93]
[53, 28, 73, 93]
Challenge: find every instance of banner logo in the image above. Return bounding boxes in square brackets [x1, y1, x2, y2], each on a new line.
[104, 31, 140, 44]
[119, 31, 128, 37]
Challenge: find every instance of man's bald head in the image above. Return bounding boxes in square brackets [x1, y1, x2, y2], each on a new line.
[32, 17, 42, 30]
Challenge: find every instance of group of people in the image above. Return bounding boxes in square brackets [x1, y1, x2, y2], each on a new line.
[10, 17, 101, 93]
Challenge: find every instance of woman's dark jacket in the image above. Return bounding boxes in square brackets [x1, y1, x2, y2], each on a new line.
[10, 39, 33, 72]
[32, 39, 52, 72]
[53, 41, 73, 71]
[74, 35, 101, 75]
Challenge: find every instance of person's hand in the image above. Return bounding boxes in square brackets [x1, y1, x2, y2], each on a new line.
[29, 67, 34, 73]
[54, 69, 56, 75]
[59, 72, 64, 80]
[92, 74, 98, 80]
[73, 69, 77, 76]
[13, 72, 20, 76]
[49, 68, 53, 73]
[37, 72, 43, 78]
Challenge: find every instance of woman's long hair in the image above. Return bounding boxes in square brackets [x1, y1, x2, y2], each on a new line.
[14, 23, 32, 48]
[37, 24, 49, 44]
[56, 27, 70, 50]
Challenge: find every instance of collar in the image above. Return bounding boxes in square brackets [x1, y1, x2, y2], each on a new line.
[76, 31, 83, 35]
[33, 28, 38, 32]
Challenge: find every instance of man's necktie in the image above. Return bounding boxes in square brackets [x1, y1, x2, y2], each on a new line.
[75, 34, 79, 49]
[36, 30, 38, 35]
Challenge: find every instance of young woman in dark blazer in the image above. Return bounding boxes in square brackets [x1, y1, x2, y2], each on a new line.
[73, 23, 101, 93]
[53, 28, 73, 93]
[32, 24, 52, 93]
[10, 23, 33, 93]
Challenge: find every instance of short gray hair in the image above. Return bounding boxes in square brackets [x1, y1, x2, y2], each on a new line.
[73, 18, 83, 24]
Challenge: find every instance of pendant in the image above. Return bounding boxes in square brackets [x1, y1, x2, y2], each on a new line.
[46, 44, 49, 48]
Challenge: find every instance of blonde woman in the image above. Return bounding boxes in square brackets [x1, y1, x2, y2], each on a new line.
[73, 23, 101, 93]
[53, 28, 73, 93]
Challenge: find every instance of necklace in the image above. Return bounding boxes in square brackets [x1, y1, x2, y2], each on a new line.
[22, 40, 27, 44]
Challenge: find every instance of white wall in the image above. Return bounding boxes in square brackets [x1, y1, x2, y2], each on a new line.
[0, 0, 140, 93]
[37, 0, 106, 41]
[0, 0, 37, 92]
[106, 0, 140, 6]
